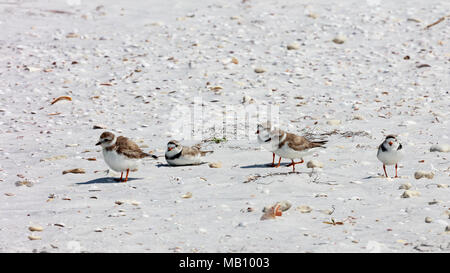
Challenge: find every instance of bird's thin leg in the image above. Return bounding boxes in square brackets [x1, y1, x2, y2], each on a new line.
[395, 164, 398, 178]
[123, 169, 129, 182]
[291, 160, 296, 172]
[383, 164, 388, 178]
[271, 153, 275, 167]
[115, 172, 123, 182]
[274, 157, 282, 168]
[287, 159, 304, 167]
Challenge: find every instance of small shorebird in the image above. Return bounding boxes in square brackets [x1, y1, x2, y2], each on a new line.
[377, 135, 403, 178]
[256, 121, 282, 167]
[165, 140, 213, 166]
[270, 128, 327, 172]
[96, 131, 157, 182]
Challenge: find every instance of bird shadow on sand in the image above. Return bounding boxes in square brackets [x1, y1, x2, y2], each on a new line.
[76, 177, 142, 185]
[156, 162, 208, 168]
[240, 163, 290, 169]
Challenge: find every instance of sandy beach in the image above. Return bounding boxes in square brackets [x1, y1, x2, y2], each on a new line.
[0, 0, 449, 252]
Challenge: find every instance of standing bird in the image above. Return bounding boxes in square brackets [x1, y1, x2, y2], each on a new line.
[270, 128, 327, 172]
[96, 131, 157, 182]
[377, 135, 403, 178]
[256, 121, 282, 167]
[165, 140, 213, 166]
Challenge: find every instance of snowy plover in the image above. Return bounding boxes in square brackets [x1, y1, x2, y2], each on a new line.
[270, 128, 327, 172]
[256, 121, 282, 166]
[377, 135, 403, 178]
[165, 140, 213, 166]
[96, 131, 157, 182]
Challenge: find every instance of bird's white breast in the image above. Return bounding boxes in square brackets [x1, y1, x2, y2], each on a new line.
[274, 143, 316, 159]
[103, 149, 139, 172]
[377, 148, 403, 165]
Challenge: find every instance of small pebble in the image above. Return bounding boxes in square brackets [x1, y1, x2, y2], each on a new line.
[425, 217, 433, 223]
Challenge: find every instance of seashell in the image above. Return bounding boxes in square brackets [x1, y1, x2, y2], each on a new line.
[50, 96, 72, 105]
[425, 217, 433, 223]
[181, 192, 192, 199]
[401, 190, 421, 198]
[208, 162, 222, 168]
[430, 144, 450, 153]
[28, 226, 43, 232]
[242, 95, 255, 104]
[28, 235, 41, 240]
[115, 200, 124, 205]
[327, 119, 341, 125]
[315, 193, 328, 198]
[287, 43, 300, 50]
[332, 36, 346, 44]
[414, 171, 434, 179]
[296, 205, 313, 213]
[398, 183, 412, 190]
[4, 193, 15, 196]
[93, 124, 107, 129]
[275, 201, 291, 212]
[231, 57, 239, 64]
[62, 168, 85, 175]
[307, 160, 323, 168]
[66, 32, 79, 38]
[254, 67, 266, 73]
[40, 155, 67, 162]
[437, 184, 448, 188]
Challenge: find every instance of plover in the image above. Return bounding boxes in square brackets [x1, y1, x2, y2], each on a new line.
[377, 135, 403, 178]
[96, 131, 157, 182]
[270, 128, 327, 172]
[256, 121, 282, 167]
[165, 140, 213, 166]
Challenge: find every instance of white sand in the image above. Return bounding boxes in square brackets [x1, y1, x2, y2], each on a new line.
[0, 0, 449, 252]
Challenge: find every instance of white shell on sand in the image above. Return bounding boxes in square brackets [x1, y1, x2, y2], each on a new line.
[307, 160, 323, 168]
[414, 171, 434, 180]
[430, 144, 449, 152]
[401, 190, 421, 198]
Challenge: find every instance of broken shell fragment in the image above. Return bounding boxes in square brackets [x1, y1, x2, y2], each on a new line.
[254, 67, 266, 73]
[296, 205, 313, 213]
[414, 171, 434, 179]
[398, 183, 412, 190]
[287, 43, 300, 50]
[430, 144, 450, 153]
[28, 235, 41, 240]
[28, 226, 43, 232]
[401, 190, 421, 198]
[62, 168, 86, 175]
[208, 162, 222, 168]
[307, 160, 323, 168]
[50, 96, 72, 105]
[181, 192, 192, 199]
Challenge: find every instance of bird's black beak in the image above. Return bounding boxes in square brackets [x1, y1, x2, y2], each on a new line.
[95, 141, 101, 146]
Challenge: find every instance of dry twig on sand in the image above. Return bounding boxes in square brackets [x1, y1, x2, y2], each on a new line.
[425, 15, 450, 29]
